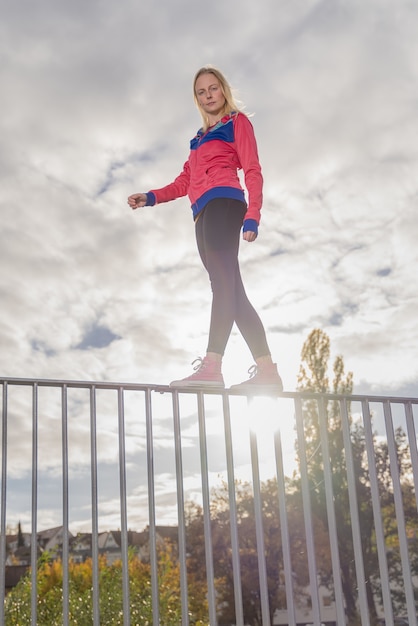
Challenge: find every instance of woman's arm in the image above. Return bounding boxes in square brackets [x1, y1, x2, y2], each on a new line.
[233, 113, 263, 236]
[128, 158, 191, 210]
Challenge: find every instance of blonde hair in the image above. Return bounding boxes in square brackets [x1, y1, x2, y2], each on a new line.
[193, 65, 244, 131]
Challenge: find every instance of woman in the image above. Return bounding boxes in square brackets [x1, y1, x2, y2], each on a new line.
[128, 66, 283, 392]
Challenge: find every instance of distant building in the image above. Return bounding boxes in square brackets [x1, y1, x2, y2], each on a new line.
[70, 532, 93, 563]
[37, 526, 73, 555]
[5, 524, 179, 592]
[71, 526, 179, 565]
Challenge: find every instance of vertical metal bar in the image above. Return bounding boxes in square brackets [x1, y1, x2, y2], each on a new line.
[274, 425, 296, 626]
[362, 400, 394, 623]
[294, 397, 321, 624]
[90, 386, 100, 625]
[0, 382, 8, 625]
[383, 400, 416, 626]
[172, 391, 189, 626]
[339, 398, 370, 625]
[248, 398, 270, 626]
[222, 393, 244, 626]
[61, 385, 70, 626]
[404, 401, 418, 513]
[317, 397, 346, 625]
[144, 388, 160, 625]
[117, 387, 130, 626]
[31, 383, 39, 626]
[197, 391, 217, 626]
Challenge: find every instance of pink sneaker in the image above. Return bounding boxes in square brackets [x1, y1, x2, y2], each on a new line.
[230, 362, 283, 393]
[169, 357, 225, 388]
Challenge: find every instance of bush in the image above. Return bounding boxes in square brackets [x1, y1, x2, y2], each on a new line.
[5, 549, 209, 625]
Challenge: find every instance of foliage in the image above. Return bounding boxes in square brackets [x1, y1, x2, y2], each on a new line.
[17, 522, 25, 549]
[369, 427, 418, 616]
[296, 328, 360, 620]
[295, 328, 418, 623]
[5, 545, 209, 625]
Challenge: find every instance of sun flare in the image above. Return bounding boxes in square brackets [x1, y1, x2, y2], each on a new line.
[237, 396, 298, 480]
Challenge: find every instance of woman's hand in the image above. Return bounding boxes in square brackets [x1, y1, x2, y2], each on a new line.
[243, 230, 257, 242]
[127, 193, 147, 209]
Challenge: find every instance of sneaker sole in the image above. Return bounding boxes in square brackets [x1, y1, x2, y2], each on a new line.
[169, 380, 225, 389]
[229, 384, 283, 395]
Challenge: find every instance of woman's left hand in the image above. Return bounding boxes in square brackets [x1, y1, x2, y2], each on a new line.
[243, 231, 257, 242]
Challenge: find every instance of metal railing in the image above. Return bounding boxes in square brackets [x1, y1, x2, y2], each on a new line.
[1, 376, 417, 626]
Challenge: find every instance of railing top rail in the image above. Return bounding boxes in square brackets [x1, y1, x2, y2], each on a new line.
[1, 376, 417, 404]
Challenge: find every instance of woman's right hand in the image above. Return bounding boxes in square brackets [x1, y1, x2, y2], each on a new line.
[127, 193, 147, 209]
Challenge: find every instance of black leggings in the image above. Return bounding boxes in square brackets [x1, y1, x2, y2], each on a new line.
[195, 198, 271, 359]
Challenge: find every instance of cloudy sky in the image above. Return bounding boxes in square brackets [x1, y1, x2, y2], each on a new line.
[2, 0, 418, 532]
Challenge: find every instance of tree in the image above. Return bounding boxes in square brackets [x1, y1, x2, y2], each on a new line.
[370, 428, 418, 616]
[295, 328, 418, 623]
[17, 522, 24, 548]
[185, 479, 321, 626]
[296, 328, 364, 622]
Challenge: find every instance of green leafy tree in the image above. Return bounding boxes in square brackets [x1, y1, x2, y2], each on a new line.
[295, 328, 418, 623]
[186, 479, 322, 626]
[17, 522, 25, 548]
[186, 482, 273, 625]
[296, 328, 365, 622]
[370, 428, 418, 616]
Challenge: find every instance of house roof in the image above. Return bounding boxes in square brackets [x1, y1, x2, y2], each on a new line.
[38, 526, 64, 540]
[98, 527, 178, 549]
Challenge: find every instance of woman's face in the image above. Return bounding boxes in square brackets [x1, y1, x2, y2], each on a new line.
[195, 73, 226, 121]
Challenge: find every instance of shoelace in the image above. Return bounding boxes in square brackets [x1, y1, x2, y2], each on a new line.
[247, 364, 258, 378]
[192, 357, 205, 371]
